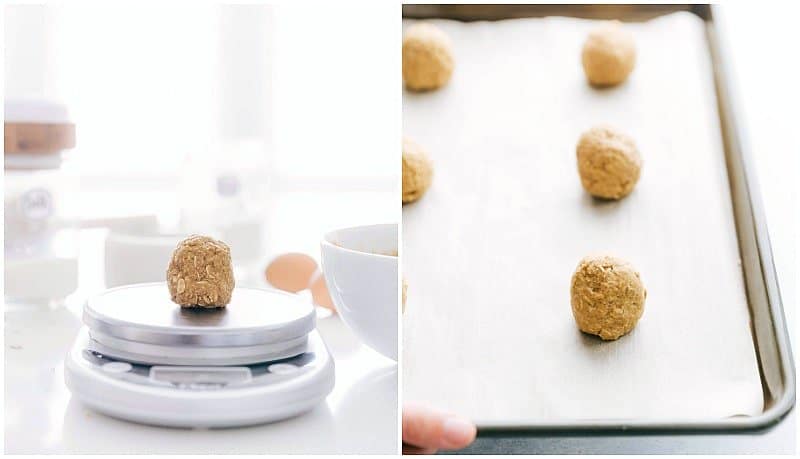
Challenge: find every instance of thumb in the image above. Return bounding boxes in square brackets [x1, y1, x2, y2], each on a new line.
[403, 403, 477, 451]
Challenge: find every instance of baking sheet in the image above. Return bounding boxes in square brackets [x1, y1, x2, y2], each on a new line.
[402, 12, 764, 423]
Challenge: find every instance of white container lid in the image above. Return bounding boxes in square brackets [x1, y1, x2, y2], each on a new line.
[84, 283, 316, 365]
[5, 98, 71, 124]
[5, 99, 75, 168]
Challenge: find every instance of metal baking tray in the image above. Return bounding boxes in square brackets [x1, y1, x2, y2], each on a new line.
[402, 3, 795, 434]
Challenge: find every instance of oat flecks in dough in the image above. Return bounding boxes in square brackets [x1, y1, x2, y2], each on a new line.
[576, 125, 642, 200]
[167, 235, 235, 308]
[402, 137, 434, 204]
[403, 23, 454, 91]
[570, 254, 646, 340]
[582, 20, 636, 87]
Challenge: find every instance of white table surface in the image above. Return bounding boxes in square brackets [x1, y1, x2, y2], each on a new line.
[454, 4, 797, 454]
[4, 191, 399, 454]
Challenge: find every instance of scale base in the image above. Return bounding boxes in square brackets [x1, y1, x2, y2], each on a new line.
[65, 328, 335, 428]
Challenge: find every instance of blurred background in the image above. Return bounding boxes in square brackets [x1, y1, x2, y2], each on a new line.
[4, 2, 398, 305]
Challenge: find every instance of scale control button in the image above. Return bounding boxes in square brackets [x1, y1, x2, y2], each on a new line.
[268, 363, 299, 374]
[188, 382, 225, 390]
[102, 362, 133, 373]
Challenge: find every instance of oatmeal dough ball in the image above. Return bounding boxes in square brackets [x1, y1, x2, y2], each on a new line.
[576, 126, 642, 199]
[402, 137, 433, 204]
[582, 21, 636, 87]
[167, 235, 235, 308]
[570, 255, 646, 340]
[402, 23, 454, 91]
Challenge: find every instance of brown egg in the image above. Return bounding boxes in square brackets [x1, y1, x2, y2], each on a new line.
[402, 277, 407, 313]
[265, 253, 318, 293]
[309, 269, 335, 311]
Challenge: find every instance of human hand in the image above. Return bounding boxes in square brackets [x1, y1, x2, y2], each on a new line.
[402, 402, 477, 454]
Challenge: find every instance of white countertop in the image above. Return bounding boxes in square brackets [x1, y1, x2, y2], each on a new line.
[5, 301, 397, 454]
[4, 191, 399, 454]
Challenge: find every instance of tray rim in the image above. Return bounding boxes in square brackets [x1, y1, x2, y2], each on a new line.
[402, 4, 796, 435]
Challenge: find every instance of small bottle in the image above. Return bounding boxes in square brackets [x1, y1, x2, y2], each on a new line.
[177, 139, 270, 286]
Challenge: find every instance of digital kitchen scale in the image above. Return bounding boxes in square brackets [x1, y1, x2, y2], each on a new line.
[65, 283, 335, 428]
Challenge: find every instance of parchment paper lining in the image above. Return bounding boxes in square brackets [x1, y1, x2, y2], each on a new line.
[402, 12, 763, 423]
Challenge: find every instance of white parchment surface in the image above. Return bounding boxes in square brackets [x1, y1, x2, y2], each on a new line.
[402, 12, 764, 424]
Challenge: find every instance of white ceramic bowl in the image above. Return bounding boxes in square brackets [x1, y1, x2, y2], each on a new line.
[320, 223, 398, 361]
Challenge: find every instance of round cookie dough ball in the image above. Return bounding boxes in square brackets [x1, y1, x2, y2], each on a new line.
[570, 255, 646, 340]
[167, 235, 235, 308]
[402, 23, 454, 91]
[576, 126, 642, 199]
[402, 137, 433, 204]
[581, 21, 636, 87]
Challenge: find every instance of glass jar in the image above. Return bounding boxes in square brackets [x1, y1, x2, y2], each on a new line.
[4, 103, 79, 306]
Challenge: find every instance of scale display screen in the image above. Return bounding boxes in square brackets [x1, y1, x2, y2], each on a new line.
[150, 366, 252, 386]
